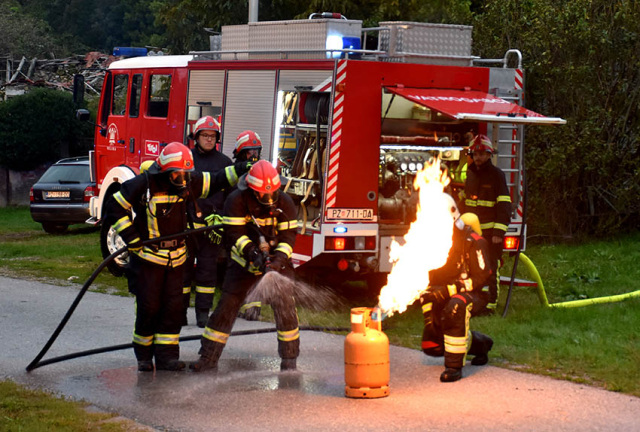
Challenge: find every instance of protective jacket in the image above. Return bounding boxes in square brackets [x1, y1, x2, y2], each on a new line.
[110, 164, 244, 267]
[462, 160, 511, 239]
[187, 147, 232, 226]
[223, 188, 298, 276]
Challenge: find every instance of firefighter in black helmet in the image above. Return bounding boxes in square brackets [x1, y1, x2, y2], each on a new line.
[106, 142, 250, 372]
[420, 196, 494, 382]
[191, 159, 300, 372]
[182, 116, 233, 328]
[461, 134, 511, 314]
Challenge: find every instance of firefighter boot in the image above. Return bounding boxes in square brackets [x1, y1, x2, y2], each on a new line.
[470, 331, 494, 366]
[190, 340, 224, 373]
[137, 361, 154, 372]
[280, 358, 297, 371]
[156, 359, 186, 371]
[440, 368, 462, 382]
[196, 308, 209, 328]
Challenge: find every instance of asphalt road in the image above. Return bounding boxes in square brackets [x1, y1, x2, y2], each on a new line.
[1, 276, 639, 431]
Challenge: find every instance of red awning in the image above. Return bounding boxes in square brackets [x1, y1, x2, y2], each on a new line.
[385, 87, 566, 125]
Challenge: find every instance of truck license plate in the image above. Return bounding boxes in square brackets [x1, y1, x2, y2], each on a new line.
[46, 191, 70, 198]
[326, 208, 374, 221]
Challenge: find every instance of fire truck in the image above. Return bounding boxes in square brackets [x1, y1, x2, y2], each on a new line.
[77, 16, 565, 287]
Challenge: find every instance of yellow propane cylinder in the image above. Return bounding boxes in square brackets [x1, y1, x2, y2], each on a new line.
[344, 307, 390, 398]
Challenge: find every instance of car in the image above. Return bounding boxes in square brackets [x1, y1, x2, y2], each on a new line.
[30, 156, 96, 234]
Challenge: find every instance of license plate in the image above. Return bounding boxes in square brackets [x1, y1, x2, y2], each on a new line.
[45, 191, 70, 198]
[326, 208, 374, 221]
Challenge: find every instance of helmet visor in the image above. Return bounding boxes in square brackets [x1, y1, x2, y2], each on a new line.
[255, 189, 279, 206]
[169, 171, 190, 188]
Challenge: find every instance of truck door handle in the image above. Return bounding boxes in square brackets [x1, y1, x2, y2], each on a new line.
[129, 138, 135, 153]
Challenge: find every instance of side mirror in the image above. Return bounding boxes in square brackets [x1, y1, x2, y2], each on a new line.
[76, 109, 91, 122]
[73, 74, 85, 107]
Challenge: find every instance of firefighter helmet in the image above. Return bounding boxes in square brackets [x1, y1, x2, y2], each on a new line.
[233, 130, 262, 160]
[460, 213, 482, 236]
[139, 159, 154, 174]
[239, 160, 281, 206]
[443, 193, 466, 231]
[469, 134, 494, 154]
[147, 142, 194, 188]
[189, 116, 220, 140]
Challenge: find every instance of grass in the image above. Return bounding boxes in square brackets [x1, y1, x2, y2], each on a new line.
[2, 206, 640, 399]
[0, 379, 146, 431]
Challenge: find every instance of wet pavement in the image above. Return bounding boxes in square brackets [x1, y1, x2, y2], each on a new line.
[1, 276, 639, 431]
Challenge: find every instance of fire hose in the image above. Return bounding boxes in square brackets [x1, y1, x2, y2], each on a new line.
[26, 225, 349, 372]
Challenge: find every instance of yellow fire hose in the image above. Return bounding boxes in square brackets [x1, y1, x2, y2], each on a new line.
[515, 253, 640, 309]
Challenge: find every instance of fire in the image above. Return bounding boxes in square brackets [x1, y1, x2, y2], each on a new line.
[377, 157, 453, 317]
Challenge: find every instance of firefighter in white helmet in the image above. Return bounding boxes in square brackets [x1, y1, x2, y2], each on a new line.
[182, 116, 233, 328]
[105, 142, 250, 372]
[191, 160, 300, 372]
[461, 134, 512, 314]
[419, 194, 494, 382]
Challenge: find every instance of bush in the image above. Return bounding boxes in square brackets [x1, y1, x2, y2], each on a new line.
[0, 88, 93, 171]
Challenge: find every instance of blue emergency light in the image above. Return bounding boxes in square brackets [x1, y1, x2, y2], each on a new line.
[113, 47, 148, 58]
[333, 226, 348, 234]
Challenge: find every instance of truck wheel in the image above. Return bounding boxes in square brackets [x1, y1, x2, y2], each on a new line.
[42, 223, 68, 234]
[100, 221, 129, 277]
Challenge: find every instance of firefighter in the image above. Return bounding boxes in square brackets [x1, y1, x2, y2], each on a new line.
[420, 197, 494, 382]
[232, 130, 264, 322]
[461, 134, 511, 314]
[191, 160, 300, 372]
[106, 142, 250, 372]
[182, 116, 233, 328]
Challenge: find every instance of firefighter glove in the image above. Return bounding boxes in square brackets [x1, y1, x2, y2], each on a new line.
[248, 248, 266, 273]
[204, 213, 224, 244]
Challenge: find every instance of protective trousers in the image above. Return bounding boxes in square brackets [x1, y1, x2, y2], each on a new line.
[422, 290, 490, 369]
[183, 232, 221, 310]
[130, 255, 184, 363]
[485, 239, 503, 312]
[199, 262, 300, 364]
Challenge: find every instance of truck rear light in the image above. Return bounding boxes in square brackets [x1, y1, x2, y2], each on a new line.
[84, 186, 96, 203]
[326, 236, 346, 251]
[30, 187, 34, 203]
[503, 236, 519, 250]
[337, 259, 349, 271]
[326, 236, 376, 251]
[355, 236, 377, 250]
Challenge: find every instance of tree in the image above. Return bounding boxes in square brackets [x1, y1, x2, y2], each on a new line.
[0, 0, 57, 57]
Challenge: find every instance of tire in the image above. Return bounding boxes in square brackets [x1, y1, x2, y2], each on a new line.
[42, 222, 68, 234]
[100, 220, 129, 277]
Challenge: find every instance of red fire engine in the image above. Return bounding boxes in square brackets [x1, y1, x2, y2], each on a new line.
[77, 17, 565, 287]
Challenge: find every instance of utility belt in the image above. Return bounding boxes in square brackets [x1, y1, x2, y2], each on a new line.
[148, 239, 186, 251]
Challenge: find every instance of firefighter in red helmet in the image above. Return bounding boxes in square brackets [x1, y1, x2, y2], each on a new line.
[420, 196, 494, 382]
[182, 116, 233, 328]
[106, 142, 250, 372]
[191, 160, 300, 372]
[461, 134, 511, 314]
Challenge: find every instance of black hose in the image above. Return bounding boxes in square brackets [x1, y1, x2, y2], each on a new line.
[25, 225, 219, 372]
[502, 161, 528, 318]
[27, 326, 350, 371]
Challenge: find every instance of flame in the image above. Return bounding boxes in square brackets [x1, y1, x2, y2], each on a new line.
[433, 131, 438, 141]
[377, 157, 453, 317]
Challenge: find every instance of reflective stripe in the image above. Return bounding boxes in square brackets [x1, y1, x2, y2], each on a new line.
[225, 165, 238, 186]
[147, 195, 182, 239]
[252, 217, 277, 227]
[444, 334, 468, 354]
[494, 223, 508, 232]
[135, 245, 188, 267]
[277, 220, 298, 230]
[224, 216, 248, 226]
[114, 192, 132, 211]
[239, 301, 261, 313]
[202, 172, 211, 197]
[192, 222, 207, 228]
[196, 286, 216, 294]
[275, 242, 293, 258]
[133, 332, 153, 346]
[486, 302, 497, 310]
[497, 195, 511, 203]
[183, 286, 192, 294]
[154, 333, 180, 345]
[464, 199, 477, 208]
[481, 286, 489, 292]
[477, 200, 495, 208]
[422, 302, 433, 314]
[278, 328, 300, 342]
[447, 284, 457, 297]
[235, 235, 252, 254]
[113, 215, 132, 233]
[203, 327, 229, 344]
[480, 222, 495, 230]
